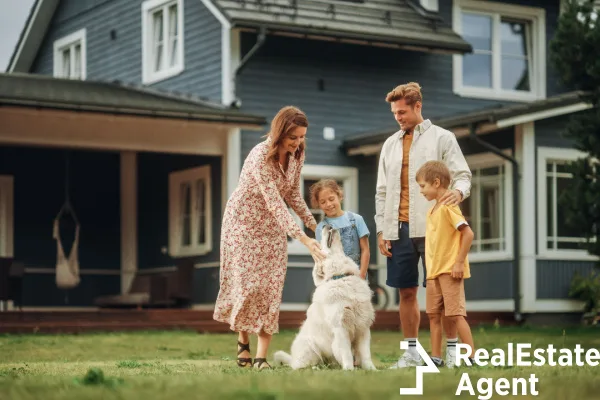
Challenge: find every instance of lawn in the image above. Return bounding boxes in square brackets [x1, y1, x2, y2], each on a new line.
[0, 325, 599, 400]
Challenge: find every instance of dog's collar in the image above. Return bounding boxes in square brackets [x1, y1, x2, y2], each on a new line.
[329, 273, 353, 281]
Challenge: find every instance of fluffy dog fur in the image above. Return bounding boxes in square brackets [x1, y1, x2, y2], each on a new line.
[274, 225, 376, 370]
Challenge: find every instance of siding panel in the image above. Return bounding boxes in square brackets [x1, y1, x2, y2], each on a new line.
[31, 0, 222, 102]
[537, 260, 596, 299]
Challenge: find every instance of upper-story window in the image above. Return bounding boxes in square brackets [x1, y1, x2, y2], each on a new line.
[142, 0, 184, 85]
[452, 0, 546, 102]
[53, 29, 86, 80]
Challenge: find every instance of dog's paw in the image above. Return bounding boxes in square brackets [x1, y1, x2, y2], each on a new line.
[361, 362, 377, 371]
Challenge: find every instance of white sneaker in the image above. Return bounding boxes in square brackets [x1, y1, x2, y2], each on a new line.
[389, 351, 424, 369]
[446, 349, 456, 369]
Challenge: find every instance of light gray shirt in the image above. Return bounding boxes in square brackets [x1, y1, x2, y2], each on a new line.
[375, 119, 472, 239]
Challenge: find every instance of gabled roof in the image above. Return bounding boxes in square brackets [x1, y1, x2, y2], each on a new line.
[7, 0, 59, 73]
[214, 0, 472, 54]
[343, 91, 593, 154]
[0, 73, 266, 126]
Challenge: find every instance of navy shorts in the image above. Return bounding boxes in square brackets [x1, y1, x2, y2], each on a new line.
[386, 222, 427, 289]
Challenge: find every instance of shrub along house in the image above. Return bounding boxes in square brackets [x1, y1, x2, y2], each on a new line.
[2, 0, 597, 324]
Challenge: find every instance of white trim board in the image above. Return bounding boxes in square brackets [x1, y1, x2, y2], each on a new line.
[515, 122, 537, 313]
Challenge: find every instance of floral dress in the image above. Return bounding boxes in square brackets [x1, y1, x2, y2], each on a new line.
[213, 138, 316, 334]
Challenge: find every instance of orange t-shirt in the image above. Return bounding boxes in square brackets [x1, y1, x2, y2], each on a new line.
[398, 132, 413, 222]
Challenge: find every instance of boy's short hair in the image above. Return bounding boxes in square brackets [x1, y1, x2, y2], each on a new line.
[416, 161, 451, 189]
[309, 179, 343, 209]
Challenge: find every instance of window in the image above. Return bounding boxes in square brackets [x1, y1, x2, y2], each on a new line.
[0, 176, 14, 258]
[461, 154, 513, 262]
[53, 29, 86, 80]
[287, 165, 358, 255]
[452, 0, 545, 101]
[168, 165, 211, 257]
[537, 147, 594, 259]
[142, 0, 184, 84]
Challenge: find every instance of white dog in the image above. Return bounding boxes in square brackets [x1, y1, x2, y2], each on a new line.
[274, 225, 376, 370]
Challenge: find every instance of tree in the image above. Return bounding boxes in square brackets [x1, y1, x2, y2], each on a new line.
[549, 0, 600, 263]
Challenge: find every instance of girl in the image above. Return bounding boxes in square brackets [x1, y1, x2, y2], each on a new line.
[309, 179, 370, 279]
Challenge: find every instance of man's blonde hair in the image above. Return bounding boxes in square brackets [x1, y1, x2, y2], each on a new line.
[385, 82, 423, 106]
[416, 161, 451, 189]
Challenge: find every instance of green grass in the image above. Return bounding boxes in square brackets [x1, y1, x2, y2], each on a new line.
[0, 325, 599, 399]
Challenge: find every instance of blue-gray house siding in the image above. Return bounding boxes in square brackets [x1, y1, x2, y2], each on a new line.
[30, 0, 222, 102]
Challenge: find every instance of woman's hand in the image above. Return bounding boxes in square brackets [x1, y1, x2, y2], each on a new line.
[301, 235, 327, 263]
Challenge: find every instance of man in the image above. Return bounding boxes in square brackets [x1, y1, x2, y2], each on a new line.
[375, 82, 471, 368]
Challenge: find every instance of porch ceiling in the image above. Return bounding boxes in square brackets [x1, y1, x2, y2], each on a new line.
[342, 91, 592, 156]
[216, 0, 472, 54]
[0, 73, 266, 128]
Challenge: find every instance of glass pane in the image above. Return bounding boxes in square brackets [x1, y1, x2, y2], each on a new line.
[546, 162, 554, 173]
[555, 162, 572, 175]
[62, 48, 71, 77]
[481, 185, 501, 251]
[463, 54, 492, 88]
[196, 179, 205, 244]
[73, 44, 81, 79]
[501, 56, 530, 91]
[556, 177, 580, 238]
[153, 11, 164, 72]
[462, 13, 492, 51]
[501, 19, 529, 57]
[557, 241, 583, 250]
[169, 4, 178, 67]
[180, 182, 191, 246]
[480, 166, 501, 177]
[546, 176, 554, 240]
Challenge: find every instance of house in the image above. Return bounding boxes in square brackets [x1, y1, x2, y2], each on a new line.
[2, 0, 597, 322]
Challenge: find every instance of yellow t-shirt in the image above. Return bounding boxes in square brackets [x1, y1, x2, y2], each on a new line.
[425, 204, 471, 280]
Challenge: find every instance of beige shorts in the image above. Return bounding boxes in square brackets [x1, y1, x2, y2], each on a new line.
[426, 273, 467, 317]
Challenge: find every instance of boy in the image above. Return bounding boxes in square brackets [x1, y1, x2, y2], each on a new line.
[416, 160, 475, 368]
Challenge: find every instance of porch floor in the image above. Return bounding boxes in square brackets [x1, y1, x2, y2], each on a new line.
[0, 309, 517, 334]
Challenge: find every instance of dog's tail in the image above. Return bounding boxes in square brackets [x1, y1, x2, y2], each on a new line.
[273, 350, 293, 366]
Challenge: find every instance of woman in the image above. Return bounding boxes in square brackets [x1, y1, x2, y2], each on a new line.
[213, 106, 326, 370]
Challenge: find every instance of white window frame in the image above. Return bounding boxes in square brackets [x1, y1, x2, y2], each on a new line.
[168, 165, 212, 257]
[53, 28, 87, 80]
[0, 176, 14, 258]
[287, 165, 358, 255]
[141, 0, 185, 85]
[464, 152, 514, 263]
[537, 147, 598, 261]
[452, 0, 546, 102]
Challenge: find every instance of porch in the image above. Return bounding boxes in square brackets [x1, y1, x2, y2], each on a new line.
[0, 73, 265, 310]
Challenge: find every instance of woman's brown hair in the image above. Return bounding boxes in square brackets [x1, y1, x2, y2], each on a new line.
[309, 179, 344, 209]
[264, 106, 309, 161]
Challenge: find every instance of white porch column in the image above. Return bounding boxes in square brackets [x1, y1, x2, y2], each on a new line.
[225, 128, 241, 201]
[515, 122, 537, 312]
[120, 151, 138, 294]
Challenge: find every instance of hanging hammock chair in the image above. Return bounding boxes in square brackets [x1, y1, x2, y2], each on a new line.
[53, 152, 81, 290]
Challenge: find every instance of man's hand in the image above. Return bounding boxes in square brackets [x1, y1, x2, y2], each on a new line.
[451, 262, 465, 279]
[440, 189, 463, 206]
[377, 234, 392, 257]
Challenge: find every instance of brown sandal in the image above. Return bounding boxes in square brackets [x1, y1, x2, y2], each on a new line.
[253, 358, 272, 370]
[237, 341, 252, 368]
